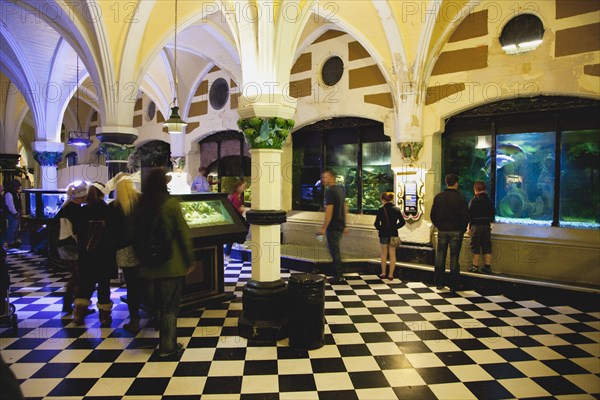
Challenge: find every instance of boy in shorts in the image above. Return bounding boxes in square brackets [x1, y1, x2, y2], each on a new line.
[468, 181, 495, 274]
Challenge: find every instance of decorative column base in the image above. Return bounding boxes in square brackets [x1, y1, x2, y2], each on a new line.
[238, 279, 288, 341]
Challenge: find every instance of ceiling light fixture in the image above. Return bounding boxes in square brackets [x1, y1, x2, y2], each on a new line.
[68, 56, 91, 147]
[163, 0, 187, 134]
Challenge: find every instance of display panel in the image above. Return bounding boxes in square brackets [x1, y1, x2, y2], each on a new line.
[180, 199, 234, 228]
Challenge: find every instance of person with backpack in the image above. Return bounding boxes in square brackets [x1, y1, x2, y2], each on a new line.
[72, 182, 117, 326]
[134, 168, 193, 359]
[55, 181, 88, 313]
[374, 192, 405, 280]
[467, 181, 495, 274]
[110, 175, 142, 333]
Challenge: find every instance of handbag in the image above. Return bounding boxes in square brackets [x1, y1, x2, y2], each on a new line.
[116, 245, 140, 268]
[383, 206, 401, 248]
[389, 236, 402, 247]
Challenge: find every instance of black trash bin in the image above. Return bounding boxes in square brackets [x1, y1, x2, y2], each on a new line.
[288, 273, 325, 350]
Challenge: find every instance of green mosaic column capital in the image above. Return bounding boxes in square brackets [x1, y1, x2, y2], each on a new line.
[99, 142, 137, 162]
[238, 117, 295, 149]
[399, 142, 424, 163]
[33, 151, 63, 166]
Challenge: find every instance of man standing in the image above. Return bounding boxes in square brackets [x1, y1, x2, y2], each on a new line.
[190, 167, 211, 193]
[4, 180, 22, 248]
[430, 174, 469, 291]
[317, 169, 348, 284]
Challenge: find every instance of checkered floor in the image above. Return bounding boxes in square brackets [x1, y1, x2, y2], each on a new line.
[1, 251, 599, 399]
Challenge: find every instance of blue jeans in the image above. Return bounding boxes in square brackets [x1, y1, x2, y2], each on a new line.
[326, 230, 344, 278]
[6, 213, 20, 244]
[435, 231, 464, 288]
[144, 276, 183, 355]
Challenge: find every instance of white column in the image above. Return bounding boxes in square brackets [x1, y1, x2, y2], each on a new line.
[249, 148, 282, 282]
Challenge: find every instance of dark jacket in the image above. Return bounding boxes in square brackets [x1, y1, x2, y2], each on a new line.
[74, 201, 117, 280]
[430, 188, 469, 232]
[138, 196, 193, 279]
[109, 202, 136, 250]
[469, 192, 495, 226]
[374, 203, 405, 237]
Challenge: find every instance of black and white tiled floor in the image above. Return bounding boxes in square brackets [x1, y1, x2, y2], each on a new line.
[1, 250, 599, 399]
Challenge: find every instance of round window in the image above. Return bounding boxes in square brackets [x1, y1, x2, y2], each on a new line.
[500, 14, 544, 55]
[146, 101, 156, 121]
[209, 78, 230, 110]
[321, 56, 344, 86]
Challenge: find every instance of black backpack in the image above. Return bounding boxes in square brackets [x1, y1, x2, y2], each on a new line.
[84, 219, 106, 260]
[133, 200, 172, 268]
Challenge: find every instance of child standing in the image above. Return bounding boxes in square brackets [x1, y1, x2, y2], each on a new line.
[468, 181, 495, 274]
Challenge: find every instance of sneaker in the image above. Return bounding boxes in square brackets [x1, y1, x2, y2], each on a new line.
[481, 265, 492, 274]
[467, 265, 479, 273]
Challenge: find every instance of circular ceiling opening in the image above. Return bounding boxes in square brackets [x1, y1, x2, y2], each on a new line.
[321, 56, 344, 86]
[500, 14, 544, 55]
[209, 78, 230, 110]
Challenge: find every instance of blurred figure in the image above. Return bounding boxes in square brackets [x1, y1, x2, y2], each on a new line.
[136, 168, 193, 358]
[110, 175, 142, 333]
[73, 182, 117, 326]
[317, 169, 349, 284]
[4, 179, 22, 248]
[55, 181, 88, 313]
[190, 167, 211, 193]
[225, 179, 248, 260]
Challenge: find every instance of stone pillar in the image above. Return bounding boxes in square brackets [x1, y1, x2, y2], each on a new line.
[98, 143, 136, 179]
[0, 154, 21, 186]
[32, 141, 64, 190]
[237, 117, 295, 341]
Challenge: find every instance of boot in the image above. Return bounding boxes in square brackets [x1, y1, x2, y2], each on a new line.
[62, 291, 74, 313]
[123, 317, 140, 334]
[98, 302, 113, 327]
[73, 298, 91, 325]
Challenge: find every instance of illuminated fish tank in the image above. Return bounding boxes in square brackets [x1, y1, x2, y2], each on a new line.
[180, 199, 234, 228]
[494, 132, 555, 226]
[24, 189, 68, 219]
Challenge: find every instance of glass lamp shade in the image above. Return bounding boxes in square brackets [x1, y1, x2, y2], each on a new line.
[163, 106, 188, 134]
[68, 131, 92, 147]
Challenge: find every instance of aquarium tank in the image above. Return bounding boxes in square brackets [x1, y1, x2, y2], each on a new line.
[443, 96, 599, 229]
[361, 141, 393, 213]
[559, 130, 600, 229]
[326, 142, 358, 212]
[41, 193, 68, 218]
[29, 192, 37, 217]
[495, 132, 555, 226]
[180, 199, 234, 228]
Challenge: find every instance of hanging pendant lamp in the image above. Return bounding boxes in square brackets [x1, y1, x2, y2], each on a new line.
[68, 56, 92, 147]
[163, 0, 187, 134]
